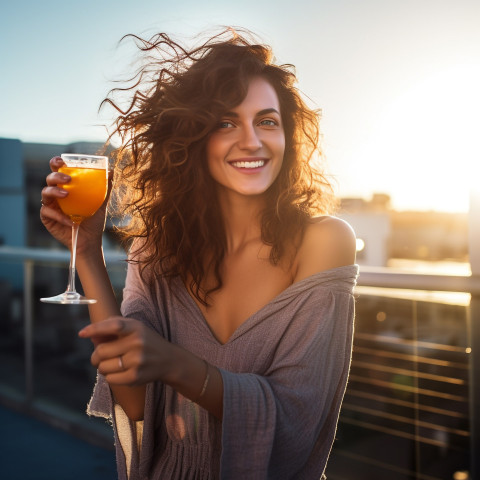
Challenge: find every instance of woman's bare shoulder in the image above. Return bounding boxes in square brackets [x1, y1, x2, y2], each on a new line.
[294, 216, 356, 282]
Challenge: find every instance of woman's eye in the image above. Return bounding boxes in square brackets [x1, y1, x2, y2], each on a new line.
[218, 121, 234, 129]
[259, 119, 278, 127]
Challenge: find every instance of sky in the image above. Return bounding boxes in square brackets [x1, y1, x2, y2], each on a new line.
[1, 0, 479, 212]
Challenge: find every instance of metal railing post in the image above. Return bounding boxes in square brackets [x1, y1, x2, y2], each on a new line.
[23, 259, 34, 406]
[469, 296, 480, 480]
[469, 189, 480, 480]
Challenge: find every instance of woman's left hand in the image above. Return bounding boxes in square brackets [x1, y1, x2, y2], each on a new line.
[79, 316, 171, 386]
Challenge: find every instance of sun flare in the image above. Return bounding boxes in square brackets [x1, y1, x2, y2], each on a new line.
[359, 64, 480, 212]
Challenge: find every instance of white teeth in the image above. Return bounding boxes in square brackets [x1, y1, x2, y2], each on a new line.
[230, 160, 265, 169]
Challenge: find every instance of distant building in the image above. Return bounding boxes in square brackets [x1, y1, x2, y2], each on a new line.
[338, 194, 468, 267]
[0, 137, 109, 289]
[0, 138, 26, 288]
[389, 210, 468, 261]
[339, 195, 391, 267]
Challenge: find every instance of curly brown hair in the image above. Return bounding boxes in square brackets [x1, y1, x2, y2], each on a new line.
[104, 28, 336, 304]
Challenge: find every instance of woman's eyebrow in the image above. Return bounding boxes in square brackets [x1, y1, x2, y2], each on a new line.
[223, 108, 281, 117]
[257, 108, 280, 116]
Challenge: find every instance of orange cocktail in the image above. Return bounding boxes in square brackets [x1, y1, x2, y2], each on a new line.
[40, 153, 109, 305]
[58, 166, 108, 224]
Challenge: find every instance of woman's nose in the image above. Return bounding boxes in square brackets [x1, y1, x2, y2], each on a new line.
[238, 125, 262, 151]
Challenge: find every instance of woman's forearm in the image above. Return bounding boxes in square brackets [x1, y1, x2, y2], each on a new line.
[166, 345, 224, 419]
[76, 249, 147, 421]
[76, 248, 121, 322]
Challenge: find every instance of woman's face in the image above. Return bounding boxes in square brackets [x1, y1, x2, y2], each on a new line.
[206, 76, 285, 198]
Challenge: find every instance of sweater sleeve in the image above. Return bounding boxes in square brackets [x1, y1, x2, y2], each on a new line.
[120, 259, 163, 333]
[219, 287, 355, 480]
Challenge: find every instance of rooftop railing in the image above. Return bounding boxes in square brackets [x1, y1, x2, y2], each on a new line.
[0, 245, 478, 479]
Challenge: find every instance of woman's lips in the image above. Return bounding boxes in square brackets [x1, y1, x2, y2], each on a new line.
[228, 158, 268, 170]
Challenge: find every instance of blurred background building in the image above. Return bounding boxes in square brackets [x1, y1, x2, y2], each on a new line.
[340, 193, 468, 269]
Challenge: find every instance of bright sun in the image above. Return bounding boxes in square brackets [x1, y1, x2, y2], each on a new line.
[359, 64, 480, 212]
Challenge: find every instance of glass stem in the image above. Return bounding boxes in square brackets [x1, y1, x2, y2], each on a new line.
[66, 223, 80, 293]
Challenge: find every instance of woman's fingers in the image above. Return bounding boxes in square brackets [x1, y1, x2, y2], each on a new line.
[90, 333, 131, 364]
[40, 184, 72, 227]
[40, 204, 73, 227]
[79, 317, 160, 385]
[41, 165, 71, 223]
[39, 158, 72, 227]
[94, 354, 126, 373]
[49, 156, 64, 172]
[42, 171, 70, 206]
[79, 316, 131, 340]
[79, 317, 137, 362]
[46, 170, 71, 187]
[92, 349, 140, 385]
[94, 347, 132, 373]
[79, 318, 149, 384]
[41, 184, 68, 206]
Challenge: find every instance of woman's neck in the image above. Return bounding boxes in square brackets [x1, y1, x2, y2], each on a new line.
[217, 190, 266, 254]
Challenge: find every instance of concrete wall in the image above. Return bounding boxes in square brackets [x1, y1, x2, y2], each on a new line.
[340, 212, 391, 267]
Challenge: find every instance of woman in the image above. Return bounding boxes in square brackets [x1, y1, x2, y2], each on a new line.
[40, 29, 357, 480]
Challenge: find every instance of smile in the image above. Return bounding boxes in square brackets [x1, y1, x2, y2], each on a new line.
[229, 159, 266, 169]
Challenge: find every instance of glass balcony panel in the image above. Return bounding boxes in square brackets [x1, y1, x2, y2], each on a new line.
[0, 280, 26, 399]
[326, 287, 471, 480]
[33, 262, 125, 420]
[0, 259, 126, 439]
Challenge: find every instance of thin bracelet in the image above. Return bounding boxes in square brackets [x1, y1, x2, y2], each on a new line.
[194, 360, 210, 403]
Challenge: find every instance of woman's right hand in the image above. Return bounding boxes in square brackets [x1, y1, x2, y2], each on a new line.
[40, 156, 110, 255]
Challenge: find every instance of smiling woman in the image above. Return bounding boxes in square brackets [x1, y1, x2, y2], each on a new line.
[40, 27, 357, 480]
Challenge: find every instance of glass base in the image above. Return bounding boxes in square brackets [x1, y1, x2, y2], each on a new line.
[40, 291, 97, 305]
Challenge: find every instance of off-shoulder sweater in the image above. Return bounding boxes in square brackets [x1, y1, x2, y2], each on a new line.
[88, 263, 358, 480]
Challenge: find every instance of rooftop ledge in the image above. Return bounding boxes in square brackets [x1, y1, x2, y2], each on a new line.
[1, 245, 480, 295]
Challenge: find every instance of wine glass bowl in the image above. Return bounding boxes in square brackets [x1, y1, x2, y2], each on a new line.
[40, 153, 109, 304]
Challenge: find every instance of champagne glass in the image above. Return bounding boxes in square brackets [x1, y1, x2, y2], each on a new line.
[40, 153, 109, 304]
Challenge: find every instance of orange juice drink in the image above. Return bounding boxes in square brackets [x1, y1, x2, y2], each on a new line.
[57, 166, 108, 223]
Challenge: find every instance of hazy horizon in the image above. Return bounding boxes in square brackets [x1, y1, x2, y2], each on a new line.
[1, 0, 479, 213]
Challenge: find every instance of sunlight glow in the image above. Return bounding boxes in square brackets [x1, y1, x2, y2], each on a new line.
[357, 65, 480, 212]
[356, 238, 365, 252]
